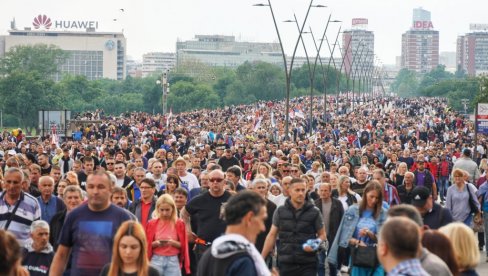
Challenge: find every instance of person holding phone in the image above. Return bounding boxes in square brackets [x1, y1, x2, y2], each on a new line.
[145, 194, 190, 276]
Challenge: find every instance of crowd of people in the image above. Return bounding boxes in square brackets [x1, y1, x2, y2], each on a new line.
[0, 94, 487, 276]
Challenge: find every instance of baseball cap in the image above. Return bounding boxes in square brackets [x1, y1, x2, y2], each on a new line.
[7, 150, 16, 156]
[411, 186, 430, 207]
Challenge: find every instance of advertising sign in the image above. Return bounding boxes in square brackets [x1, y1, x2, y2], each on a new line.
[33, 14, 99, 30]
[38, 110, 71, 137]
[470, 24, 488, 31]
[352, 18, 368, 26]
[477, 103, 488, 134]
[413, 21, 434, 30]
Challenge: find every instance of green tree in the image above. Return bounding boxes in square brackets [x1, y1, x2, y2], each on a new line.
[0, 44, 68, 77]
[391, 68, 418, 97]
[0, 44, 68, 133]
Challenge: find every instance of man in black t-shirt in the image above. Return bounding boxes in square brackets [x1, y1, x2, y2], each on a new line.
[182, 169, 231, 265]
[350, 167, 370, 196]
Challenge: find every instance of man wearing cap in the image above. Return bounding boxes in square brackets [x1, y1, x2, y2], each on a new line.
[411, 186, 453, 230]
[453, 148, 480, 184]
[174, 157, 200, 192]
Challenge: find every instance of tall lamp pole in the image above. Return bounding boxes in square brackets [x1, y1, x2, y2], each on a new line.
[287, 10, 331, 136]
[254, 0, 323, 140]
[308, 17, 341, 127]
[156, 70, 169, 115]
[350, 44, 367, 111]
[322, 28, 342, 120]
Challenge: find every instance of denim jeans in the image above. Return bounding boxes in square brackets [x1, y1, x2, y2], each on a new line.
[151, 255, 181, 276]
[437, 176, 449, 200]
[484, 212, 488, 256]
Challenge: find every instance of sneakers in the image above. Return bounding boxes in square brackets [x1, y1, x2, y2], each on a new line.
[340, 265, 349, 273]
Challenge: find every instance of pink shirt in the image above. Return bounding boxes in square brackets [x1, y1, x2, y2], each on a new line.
[153, 219, 180, 256]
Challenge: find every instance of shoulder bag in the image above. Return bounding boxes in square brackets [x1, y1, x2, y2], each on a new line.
[350, 243, 378, 269]
[466, 184, 480, 215]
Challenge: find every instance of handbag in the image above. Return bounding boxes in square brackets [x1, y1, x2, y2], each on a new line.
[350, 244, 378, 268]
[472, 213, 485, 232]
[466, 184, 480, 215]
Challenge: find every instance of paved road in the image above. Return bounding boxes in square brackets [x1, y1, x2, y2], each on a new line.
[477, 253, 488, 274]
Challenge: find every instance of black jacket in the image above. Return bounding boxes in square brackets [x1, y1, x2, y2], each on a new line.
[277, 198, 321, 264]
[314, 198, 344, 248]
[49, 210, 66, 251]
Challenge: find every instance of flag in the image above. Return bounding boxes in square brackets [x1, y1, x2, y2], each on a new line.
[166, 108, 173, 128]
[271, 112, 276, 128]
[253, 116, 263, 131]
[295, 108, 305, 119]
[253, 110, 262, 131]
[51, 124, 59, 147]
[289, 109, 295, 119]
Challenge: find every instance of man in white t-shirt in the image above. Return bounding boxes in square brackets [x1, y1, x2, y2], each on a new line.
[174, 157, 200, 191]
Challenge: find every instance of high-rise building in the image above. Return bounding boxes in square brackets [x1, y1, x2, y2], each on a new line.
[1, 29, 126, 81]
[0, 15, 126, 80]
[456, 24, 488, 76]
[401, 8, 439, 74]
[342, 18, 375, 78]
[176, 35, 282, 70]
[141, 52, 176, 77]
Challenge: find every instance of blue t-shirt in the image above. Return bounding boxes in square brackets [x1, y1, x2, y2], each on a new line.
[353, 209, 378, 246]
[58, 204, 132, 276]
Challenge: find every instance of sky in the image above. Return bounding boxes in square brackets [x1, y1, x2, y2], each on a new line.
[1, 0, 487, 65]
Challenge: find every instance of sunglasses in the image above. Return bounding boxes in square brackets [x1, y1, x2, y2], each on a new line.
[291, 170, 299, 172]
[209, 178, 224, 183]
[107, 163, 115, 165]
[282, 170, 290, 173]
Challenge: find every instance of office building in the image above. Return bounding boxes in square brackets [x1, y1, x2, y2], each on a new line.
[176, 35, 282, 70]
[141, 52, 176, 77]
[401, 8, 439, 74]
[342, 18, 375, 77]
[456, 24, 488, 76]
[0, 16, 126, 80]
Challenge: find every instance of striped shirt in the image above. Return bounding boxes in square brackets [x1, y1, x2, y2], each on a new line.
[0, 191, 41, 246]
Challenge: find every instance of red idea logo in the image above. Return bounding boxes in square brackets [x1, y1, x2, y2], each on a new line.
[33, 15, 52, 29]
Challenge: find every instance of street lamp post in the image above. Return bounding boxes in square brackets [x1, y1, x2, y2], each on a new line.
[308, 17, 341, 126]
[254, 0, 322, 140]
[335, 37, 354, 113]
[349, 44, 367, 111]
[322, 28, 342, 120]
[156, 71, 169, 115]
[286, 11, 332, 136]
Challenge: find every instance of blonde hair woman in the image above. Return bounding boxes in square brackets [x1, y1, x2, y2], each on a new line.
[100, 221, 158, 276]
[333, 175, 361, 211]
[439, 222, 480, 276]
[145, 194, 190, 275]
[392, 162, 408, 187]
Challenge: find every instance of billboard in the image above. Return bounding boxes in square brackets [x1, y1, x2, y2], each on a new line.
[477, 103, 488, 134]
[413, 21, 434, 30]
[38, 110, 71, 138]
[352, 18, 368, 26]
[470, 24, 488, 31]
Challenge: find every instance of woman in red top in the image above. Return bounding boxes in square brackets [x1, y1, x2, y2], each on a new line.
[145, 194, 190, 275]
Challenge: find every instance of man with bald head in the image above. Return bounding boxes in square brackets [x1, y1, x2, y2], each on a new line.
[182, 169, 232, 263]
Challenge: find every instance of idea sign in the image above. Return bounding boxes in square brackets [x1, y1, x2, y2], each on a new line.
[413, 21, 434, 30]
